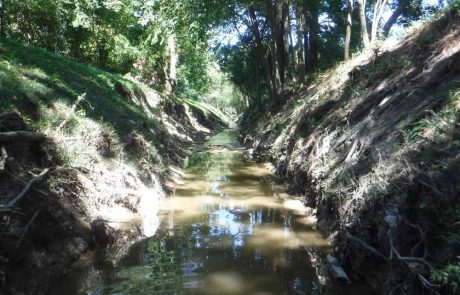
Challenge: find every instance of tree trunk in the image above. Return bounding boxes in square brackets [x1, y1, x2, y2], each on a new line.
[295, 1, 305, 83]
[356, 0, 370, 48]
[274, 0, 286, 91]
[303, 28, 309, 73]
[383, 5, 402, 37]
[0, 0, 6, 37]
[345, 0, 353, 60]
[166, 34, 178, 94]
[251, 48, 262, 105]
[307, 5, 319, 73]
[283, 1, 292, 84]
[248, 6, 276, 99]
[370, 0, 388, 43]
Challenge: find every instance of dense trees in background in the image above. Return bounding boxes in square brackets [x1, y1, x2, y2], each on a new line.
[0, 0, 230, 101]
[0, 0, 451, 110]
[216, 0, 448, 106]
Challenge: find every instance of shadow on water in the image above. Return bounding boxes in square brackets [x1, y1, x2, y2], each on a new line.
[49, 129, 376, 295]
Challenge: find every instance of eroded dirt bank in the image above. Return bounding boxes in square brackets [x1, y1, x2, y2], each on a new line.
[0, 92, 226, 294]
[241, 10, 460, 294]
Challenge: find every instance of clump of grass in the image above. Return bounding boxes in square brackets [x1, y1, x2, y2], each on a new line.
[404, 84, 460, 145]
[0, 38, 160, 142]
[124, 131, 165, 174]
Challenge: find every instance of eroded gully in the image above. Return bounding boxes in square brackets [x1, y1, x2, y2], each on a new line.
[50, 129, 374, 295]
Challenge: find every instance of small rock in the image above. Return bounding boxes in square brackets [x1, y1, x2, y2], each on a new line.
[91, 220, 115, 246]
[326, 255, 351, 284]
[384, 215, 398, 228]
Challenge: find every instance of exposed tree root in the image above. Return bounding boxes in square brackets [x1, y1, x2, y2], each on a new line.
[0, 131, 46, 142]
[389, 236, 434, 270]
[15, 209, 42, 248]
[0, 168, 50, 211]
[346, 232, 389, 262]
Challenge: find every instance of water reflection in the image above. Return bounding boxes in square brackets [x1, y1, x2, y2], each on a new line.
[50, 129, 375, 295]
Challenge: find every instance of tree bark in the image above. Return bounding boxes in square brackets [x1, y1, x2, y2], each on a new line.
[383, 5, 402, 37]
[303, 28, 309, 73]
[345, 0, 353, 60]
[0, 0, 6, 37]
[166, 34, 178, 94]
[356, 0, 370, 48]
[283, 1, 291, 84]
[307, 5, 319, 73]
[274, 0, 286, 90]
[370, 0, 389, 43]
[295, 1, 305, 83]
[248, 6, 276, 99]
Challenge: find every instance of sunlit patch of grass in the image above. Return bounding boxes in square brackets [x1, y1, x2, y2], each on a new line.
[0, 37, 163, 142]
[404, 81, 460, 145]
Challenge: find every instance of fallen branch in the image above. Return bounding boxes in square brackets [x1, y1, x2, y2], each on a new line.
[5, 170, 50, 198]
[16, 209, 41, 248]
[389, 237, 434, 270]
[0, 131, 46, 142]
[0, 168, 50, 210]
[346, 232, 390, 262]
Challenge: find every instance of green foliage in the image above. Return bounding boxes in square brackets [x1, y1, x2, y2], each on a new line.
[201, 62, 248, 115]
[432, 264, 460, 293]
[0, 38, 158, 141]
[176, 43, 212, 101]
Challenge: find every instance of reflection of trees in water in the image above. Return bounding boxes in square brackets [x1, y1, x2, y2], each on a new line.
[106, 226, 195, 294]
[100, 132, 328, 294]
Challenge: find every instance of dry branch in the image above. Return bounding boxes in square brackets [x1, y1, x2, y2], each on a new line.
[5, 170, 50, 198]
[0, 168, 50, 210]
[346, 232, 390, 262]
[389, 237, 434, 270]
[0, 131, 46, 142]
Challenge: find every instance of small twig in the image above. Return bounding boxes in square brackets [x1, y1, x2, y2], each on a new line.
[15, 209, 41, 248]
[0, 168, 50, 210]
[346, 232, 389, 262]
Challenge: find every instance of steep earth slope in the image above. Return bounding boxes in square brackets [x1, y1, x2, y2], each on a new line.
[0, 39, 226, 294]
[241, 9, 460, 294]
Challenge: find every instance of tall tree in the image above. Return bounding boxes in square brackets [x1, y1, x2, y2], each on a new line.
[295, 0, 306, 82]
[0, 0, 6, 37]
[307, 2, 319, 73]
[344, 0, 353, 60]
[356, 0, 370, 47]
[370, 0, 389, 42]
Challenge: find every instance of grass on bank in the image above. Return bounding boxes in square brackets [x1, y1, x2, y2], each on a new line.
[0, 37, 159, 140]
[0, 37, 171, 175]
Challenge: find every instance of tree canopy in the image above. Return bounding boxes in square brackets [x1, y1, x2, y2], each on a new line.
[0, 0, 452, 111]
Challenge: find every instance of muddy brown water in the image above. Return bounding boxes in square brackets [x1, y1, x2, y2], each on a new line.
[49, 129, 375, 295]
